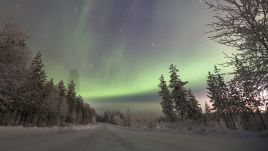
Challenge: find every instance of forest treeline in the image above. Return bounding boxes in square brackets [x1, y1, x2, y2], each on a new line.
[159, 64, 268, 131]
[159, 0, 268, 131]
[0, 23, 96, 127]
[98, 109, 132, 127]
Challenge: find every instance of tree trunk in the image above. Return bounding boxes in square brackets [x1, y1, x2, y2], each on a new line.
[227, 108, 236, 129]
[19, 111, 24, 125]
[13, 110, 21, 126]
[0, 112, 7, 125]
[221, 111, 229, 129]
[241, 105, 250, 130]
[251, 112, 260, 131]
[22, 112, 28, 126]
[36, 112, 42, 127]
[241, 110, 250, 130]
[256, 108, 267, 130]
[47, 113, 51, 127]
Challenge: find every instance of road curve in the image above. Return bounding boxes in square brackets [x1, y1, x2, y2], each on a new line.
[0, 124, 267, 151]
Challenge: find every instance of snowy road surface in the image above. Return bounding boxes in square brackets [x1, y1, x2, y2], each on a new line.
[0, 124, 267, 151]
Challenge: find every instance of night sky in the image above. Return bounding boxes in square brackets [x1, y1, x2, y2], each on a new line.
[0, 0, 233, 114]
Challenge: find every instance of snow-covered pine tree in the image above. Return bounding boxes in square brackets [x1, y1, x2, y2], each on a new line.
[29, 51, 47, 94]
[158, 75, 176, 122]
[169, 64, 188, 120]
[81, 103, 91, 124]
[75, 96, 84, 124]
[207, 66, 237, 129]
[186, 89, 202, 121]
[25, 51, 47, 126]
[58, 80, 66, 97]
[43, 79, 60, 126]
[57, 80, 68, 126]
[66, 80, 77, 124]
[0, 22, 96, 127]
[207, 66, 230, 129]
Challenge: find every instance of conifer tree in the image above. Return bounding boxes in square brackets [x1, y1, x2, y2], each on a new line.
[207, 66, 230, 128]
[43, 79, 60, 126]
[58, 80, 66, 97]
[158, 75, 176, 122]
[169, 64, 188, 120]
[207, 66, 237, 129]
[186, 89, 202, 121]
[0, 23, 96, 127]
[66, 80, 76, 124]
[75, 96, 84, 124]
[57, 80, 67, 126]
[26, 51, 47, 126]
[82, 103, 90, 124]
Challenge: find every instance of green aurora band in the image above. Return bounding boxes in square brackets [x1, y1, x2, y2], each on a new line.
[0, 0, 233, 103]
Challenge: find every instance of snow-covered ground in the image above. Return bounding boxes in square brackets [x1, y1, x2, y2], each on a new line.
[0, 123, 267, 151]
[0, 124, 100, 137]
[119, 124, 268, 139]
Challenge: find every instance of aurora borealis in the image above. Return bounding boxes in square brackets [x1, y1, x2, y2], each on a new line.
[0, 0, 233, 113]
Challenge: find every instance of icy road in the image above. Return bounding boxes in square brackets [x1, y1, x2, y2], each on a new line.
[0, 124, 267, 151]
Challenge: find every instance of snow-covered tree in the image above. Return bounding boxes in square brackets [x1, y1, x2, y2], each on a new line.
[206, 0, 268, 82]
[75, 96, 84, 124]
[58, 80, 66, 97]
[0, 22, 31, 125]
[66, 80, 77, 124]
[207, 66, 231, 128]
[57, 80, 67, 126]
[0, 22, 96, 127]
[43, 79, 60, 126]
[169, 64, 188, 120]
[206, 0, 268, 130]
[237, 61, 266, 130]
[81, 103, 91, 124]
[186, 89, 202, 121]
[227, 77, 253, 130]
[207, 66, 239, 129]
[158, 75, 176, 122]
[26, 51, 47, 126]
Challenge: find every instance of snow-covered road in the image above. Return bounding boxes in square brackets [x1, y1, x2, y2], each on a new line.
[0, 124, 267, 151]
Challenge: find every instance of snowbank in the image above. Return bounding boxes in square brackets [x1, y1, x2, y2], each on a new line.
[116, 122, 268, 139]
[0, 123, 101, 136]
